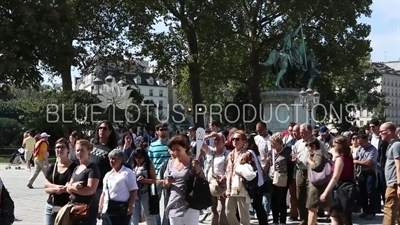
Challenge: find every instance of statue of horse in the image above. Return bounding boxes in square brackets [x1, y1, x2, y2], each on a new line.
[262, 42, 307, 88]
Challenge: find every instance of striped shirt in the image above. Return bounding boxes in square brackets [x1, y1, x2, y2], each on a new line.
[148, 140, 169, 175]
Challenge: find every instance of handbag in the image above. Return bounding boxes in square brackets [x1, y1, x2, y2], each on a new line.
[147, 162, 159, 215]
[148, 183, 159, 215]
[50, 163, 61, 217]
[308, 156, 332, 186]
[105, 177, 129, 216]
[208, 152, 226, 197]
[271, 149, 288, 187]
[70, 202, 91, 221]
[185, 159, 212, 210]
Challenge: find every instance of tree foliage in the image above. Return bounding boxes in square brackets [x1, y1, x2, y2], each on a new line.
[0, 0, 133, 90]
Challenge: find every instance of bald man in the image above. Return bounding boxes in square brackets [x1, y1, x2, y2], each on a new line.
[380, 122, 400, 224]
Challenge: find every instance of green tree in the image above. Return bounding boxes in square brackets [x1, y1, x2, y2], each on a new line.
[0, 0, 132, 90]
[0, 118, 23, 146]
[372, 102, 387, 122]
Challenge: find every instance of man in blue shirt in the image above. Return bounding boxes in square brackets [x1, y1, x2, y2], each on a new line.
[354, 134, 379, 220]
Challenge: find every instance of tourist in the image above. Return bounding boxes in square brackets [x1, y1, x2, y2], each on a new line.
[27, 132, 50, 189]
[224, 130, 251, 225]
[98, 149, 138, 225]
[66, 139, 100, 225]
[321, 136, 355, 225]
[163, 135, 204, 225]
[68, 131, 79, 162]
[120, 132, 135, 164]
[131, 147, 158, 225]
[44, 138, 77, 225]
[22, 131, 36, 171]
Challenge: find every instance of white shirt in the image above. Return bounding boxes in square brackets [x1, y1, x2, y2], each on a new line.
[102, 166, 139, 213]
[371, 134, 380, 150]
[254, 134, 271, 167]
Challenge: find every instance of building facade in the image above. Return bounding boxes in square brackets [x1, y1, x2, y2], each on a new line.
[75, 69, 169, 119]
[355, 61, 400, 126]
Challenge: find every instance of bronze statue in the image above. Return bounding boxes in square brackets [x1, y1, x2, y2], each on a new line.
[261, 22, 320, 88]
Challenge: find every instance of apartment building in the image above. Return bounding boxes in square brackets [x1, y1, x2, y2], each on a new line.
[356, 61, 400, 126]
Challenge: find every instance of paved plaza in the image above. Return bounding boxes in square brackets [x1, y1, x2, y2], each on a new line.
[0, 164, 383, 225]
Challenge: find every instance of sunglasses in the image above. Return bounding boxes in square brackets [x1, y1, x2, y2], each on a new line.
[231, 137, 242, 142]
[98, 126, 109, 131]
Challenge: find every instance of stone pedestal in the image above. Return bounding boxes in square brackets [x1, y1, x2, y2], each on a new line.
[260, 89, 314, 132]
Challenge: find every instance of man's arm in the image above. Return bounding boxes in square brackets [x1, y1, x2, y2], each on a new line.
[355, 148, 378, 167]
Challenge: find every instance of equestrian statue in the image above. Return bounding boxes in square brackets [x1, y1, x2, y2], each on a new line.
[261, 21, 321, 88]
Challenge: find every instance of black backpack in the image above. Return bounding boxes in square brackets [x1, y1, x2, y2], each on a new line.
[0, 183, 15, 225]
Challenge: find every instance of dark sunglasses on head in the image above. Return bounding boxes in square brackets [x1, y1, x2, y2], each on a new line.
[98, 126, 109, 131]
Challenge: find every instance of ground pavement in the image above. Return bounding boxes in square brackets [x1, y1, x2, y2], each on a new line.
[0, 164, 383, 225]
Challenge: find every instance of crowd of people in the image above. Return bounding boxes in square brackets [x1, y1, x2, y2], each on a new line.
[1, 119, 400, 225]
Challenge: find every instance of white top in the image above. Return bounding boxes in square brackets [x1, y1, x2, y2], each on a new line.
[102, 166, 139, 213]
[254, 134, 271, 167]
[205, 146, 230, 181]
[371, 134, 380, 150]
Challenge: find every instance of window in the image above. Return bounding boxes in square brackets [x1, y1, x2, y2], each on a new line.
[360, 121, 364, 126]
[148, 78, 153, 85]
[159, 89, 163, 97]
[149, 89, 153, 96]
[159, 100, 163, 107]
[136, 78, 141, 84]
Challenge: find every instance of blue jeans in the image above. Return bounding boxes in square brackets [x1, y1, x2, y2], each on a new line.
[74, 188, 102, 225]
[358, 172, 378, 215]
[44, 203, 55, 225]
[131, 192, 157, 225]
[102, 213, 131, 225]
[263, 193, 271, 216]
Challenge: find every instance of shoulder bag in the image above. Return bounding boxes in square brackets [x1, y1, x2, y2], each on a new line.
[185, 160, 212, 210]
[50, 163, 62, 217]
[208, 151, 226, 197]
[105, 175, 129, 216]
[272, 149, 288, 187]
[70, 196, 93, 221]
[147, 163, 160, 215]
[308, 156, 332, 186]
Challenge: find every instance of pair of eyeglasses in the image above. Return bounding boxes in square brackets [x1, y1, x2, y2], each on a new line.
[231, 138, 241, 142]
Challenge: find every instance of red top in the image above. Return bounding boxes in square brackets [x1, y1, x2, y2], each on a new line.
[332, 155, 354, 181]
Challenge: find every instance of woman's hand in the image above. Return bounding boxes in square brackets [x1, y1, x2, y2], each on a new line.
[164, 178, 174, 187]
[97, 208, 102, 220]
[192, 160, 201, 174]
[320, 193, 327, 202]
[307, 156, 314, 164]
[73, 181, 83, 189]
[137, 176, 145, 183]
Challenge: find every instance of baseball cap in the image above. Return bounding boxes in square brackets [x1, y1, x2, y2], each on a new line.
[40, 132, 51, 138]
[188, 126, 196, 131]
[318, 126, 329, 136]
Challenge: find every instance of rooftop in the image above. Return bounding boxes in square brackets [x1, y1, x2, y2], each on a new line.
[371, 62, 400, 76]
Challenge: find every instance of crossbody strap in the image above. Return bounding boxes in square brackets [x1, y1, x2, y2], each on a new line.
[52, 162, 57, 205]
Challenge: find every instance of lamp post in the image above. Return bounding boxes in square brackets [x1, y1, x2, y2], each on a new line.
[299, 88, 320, 125]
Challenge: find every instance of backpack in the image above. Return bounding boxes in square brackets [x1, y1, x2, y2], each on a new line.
[0, 183, 15, 225]
[33, 139, 49, 157]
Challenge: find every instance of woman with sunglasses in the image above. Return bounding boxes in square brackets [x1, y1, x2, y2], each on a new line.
[350, 133, 360, 159]
[131, 147, 158, 225]
[44, 138, 77, 225]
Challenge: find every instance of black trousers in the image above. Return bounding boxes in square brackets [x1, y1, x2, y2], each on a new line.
[252, 190, 268, 225]
[271, 184, 289, 224]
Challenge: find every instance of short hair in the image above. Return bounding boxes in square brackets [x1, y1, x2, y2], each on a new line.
[168, 134, 190, 152]
[349, 126, 360, 132]
[289, 122, 296, 127]
[270, 132, 284, 145]
[108, 149, 124, 159]
[305, 138, 320, 149]
[70, 131, 79, 139]
[155, 123, 168, 131]
[300, 123, 313, 132]
[382, 122, 396, 133]
[210, 120, 220, 127]
[55, 138, 69, 149]
[369, 119, 380, 126]
[257, 122, 267, 129]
